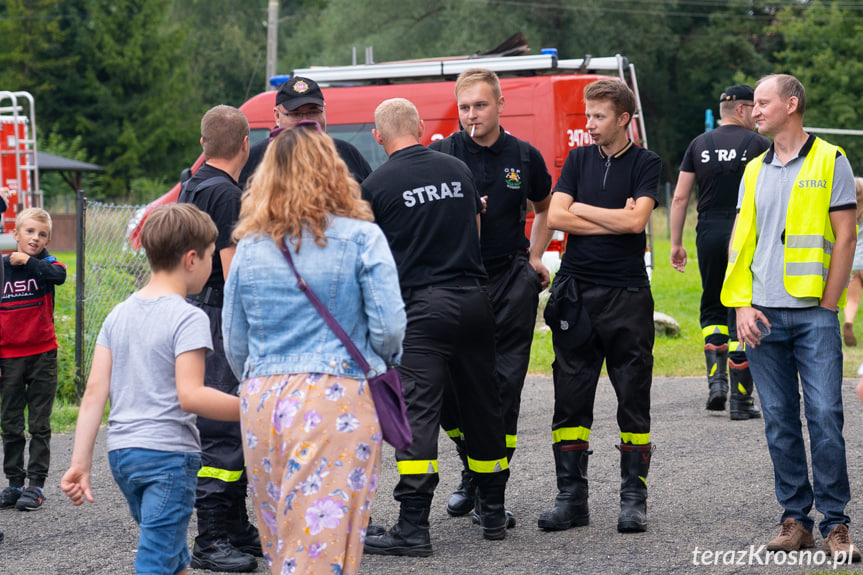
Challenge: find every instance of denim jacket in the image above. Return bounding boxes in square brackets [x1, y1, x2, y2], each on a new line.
[222, 216, 406, 381]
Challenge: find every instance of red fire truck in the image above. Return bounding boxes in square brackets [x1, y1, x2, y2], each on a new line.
[127, 51, 651, 269]
[0, 91, 39, 248]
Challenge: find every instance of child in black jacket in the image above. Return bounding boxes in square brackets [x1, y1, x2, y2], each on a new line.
[0, 207, 66, 511]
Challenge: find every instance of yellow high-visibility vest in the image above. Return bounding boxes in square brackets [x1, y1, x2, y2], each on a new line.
[721, 138, 846, 307]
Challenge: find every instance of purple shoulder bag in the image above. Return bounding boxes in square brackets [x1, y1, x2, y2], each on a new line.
[279, 243, 412, 451]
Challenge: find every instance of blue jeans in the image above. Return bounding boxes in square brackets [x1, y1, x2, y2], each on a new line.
[746, 305, 850, 537]
[109, 449, 201, 575]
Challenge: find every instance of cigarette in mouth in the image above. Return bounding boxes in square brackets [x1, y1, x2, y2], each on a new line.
[471, 124, 476, 137]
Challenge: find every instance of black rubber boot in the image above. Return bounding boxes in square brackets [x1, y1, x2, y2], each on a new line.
[704, 344, 729, 411]
[191, 508, 258, 572]
[537, 443, 591, 531]
[446, 444, 476, 517]
[617, 443, 654, 533]
[475, 485, 508, 541]
[227, 497, 263, 557]
[363, 503, 433, 557]
[729, 360, 762, 420]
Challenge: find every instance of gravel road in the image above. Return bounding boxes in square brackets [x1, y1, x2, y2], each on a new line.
[3, 375, 863, 575]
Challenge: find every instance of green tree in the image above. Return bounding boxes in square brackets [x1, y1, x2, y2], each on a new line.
[771, 0, 863, 172]
[0, 0, 71, 93]
[39, 0, 197, 199]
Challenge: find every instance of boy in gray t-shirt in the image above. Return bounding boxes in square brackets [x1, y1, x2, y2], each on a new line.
[60, 204, 242, 575]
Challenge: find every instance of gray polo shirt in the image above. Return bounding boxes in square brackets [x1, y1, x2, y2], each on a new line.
[736, 134, 856, 308]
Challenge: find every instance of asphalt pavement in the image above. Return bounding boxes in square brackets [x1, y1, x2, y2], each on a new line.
[3, 375, 863, 575]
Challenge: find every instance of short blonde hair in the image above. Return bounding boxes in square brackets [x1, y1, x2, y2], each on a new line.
[16, 208, 52, 238]
[374, 98, 421, 142]
[233, 123, 373, 251]
[142, 203, 218, 272]
[455, 68, 502, 100]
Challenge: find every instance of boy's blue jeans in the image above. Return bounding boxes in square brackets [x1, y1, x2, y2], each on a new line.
[109, 448, 201, 575]
[746, 305, 851, 538]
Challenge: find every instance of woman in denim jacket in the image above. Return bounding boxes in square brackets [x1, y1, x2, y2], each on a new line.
[222, 123, 406, 575]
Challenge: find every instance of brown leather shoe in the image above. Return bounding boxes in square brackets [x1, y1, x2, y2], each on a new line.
[822, 524, 861, 562]
[844, 322, 857, 347]
[766, 518, 814, 551]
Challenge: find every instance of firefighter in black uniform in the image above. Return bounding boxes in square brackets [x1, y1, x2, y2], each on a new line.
[238, 76, 371, 188]
[670, 84, 770, 419]
[429, 68, 552, 521]
[180, 105, 259, 572]
[362, 98, 510, 556]
[542, 78, 661, 534]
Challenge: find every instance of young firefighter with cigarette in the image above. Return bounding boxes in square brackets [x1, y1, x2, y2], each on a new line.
[429, 68, 553, 525]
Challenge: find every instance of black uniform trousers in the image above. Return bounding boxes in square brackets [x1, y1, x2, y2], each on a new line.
[480, 251, 542, 456]
[189, 300, 247, 511]
[393, 281, 509, 505]
[551, 281, 653, 445]
[696, 210, 746, 361]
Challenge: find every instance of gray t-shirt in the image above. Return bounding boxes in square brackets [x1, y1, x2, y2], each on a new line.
[737, 138, 856, 308]
[97, 293, 212, 453]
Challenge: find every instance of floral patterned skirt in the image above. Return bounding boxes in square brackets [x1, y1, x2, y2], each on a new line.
[240, 373, 382, 575]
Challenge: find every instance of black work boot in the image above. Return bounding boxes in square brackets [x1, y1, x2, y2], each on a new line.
[729, 360, 762, 420]
[617, 443, 654, 533]
[538, 443, 591, 531]
[191, 508, 258, 572]
[470, 505, 516, 529]
[227, 497, 263, 557]
[363, 503, 432, 557]
[446, 444, 476, 517]
[704, 343, 729, 411]
[475, 485, 508, 541]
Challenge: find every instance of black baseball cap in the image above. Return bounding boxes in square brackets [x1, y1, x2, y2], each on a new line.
[276, 77, 325, 111]
[720, 84, 755, 103]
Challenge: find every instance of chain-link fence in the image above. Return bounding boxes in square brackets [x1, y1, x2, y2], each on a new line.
[77, 197, 150, 396]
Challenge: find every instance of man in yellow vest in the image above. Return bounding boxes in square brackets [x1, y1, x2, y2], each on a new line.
[721, 74, 859, 561]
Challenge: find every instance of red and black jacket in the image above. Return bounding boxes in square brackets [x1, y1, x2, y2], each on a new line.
[0, 249, 67, 359]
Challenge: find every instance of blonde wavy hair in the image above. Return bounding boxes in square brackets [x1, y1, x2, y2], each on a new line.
[233, 123, 374, 251]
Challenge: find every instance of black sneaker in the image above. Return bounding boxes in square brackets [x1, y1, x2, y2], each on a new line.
[15, 487, 45, 511]
[0, 487, 23, 509]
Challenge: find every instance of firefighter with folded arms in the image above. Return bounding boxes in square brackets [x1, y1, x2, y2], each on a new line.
[542, 78, 661, 534]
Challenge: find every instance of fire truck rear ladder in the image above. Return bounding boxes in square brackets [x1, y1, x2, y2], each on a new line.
[0, 91, 40, 209]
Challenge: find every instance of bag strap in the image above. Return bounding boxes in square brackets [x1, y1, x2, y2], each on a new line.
[278, 242, 374, 375]
[178, 176, 231, 204]
[729, 131, 757, 174]
[517, 138, 531, 224]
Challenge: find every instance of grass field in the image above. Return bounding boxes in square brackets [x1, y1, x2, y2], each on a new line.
[49, 207, 863, 431]
[528, 207, 863, 379]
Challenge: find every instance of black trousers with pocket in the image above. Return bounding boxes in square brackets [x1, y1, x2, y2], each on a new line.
[550, 281, 654, 445]
[393, 280, 509, 506]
